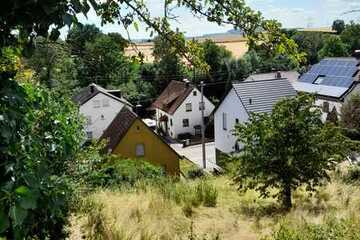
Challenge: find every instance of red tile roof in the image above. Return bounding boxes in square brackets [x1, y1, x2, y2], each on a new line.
[150, 80, 194, 115]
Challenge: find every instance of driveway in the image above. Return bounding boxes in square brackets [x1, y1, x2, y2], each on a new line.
[170, 142, 219, 171]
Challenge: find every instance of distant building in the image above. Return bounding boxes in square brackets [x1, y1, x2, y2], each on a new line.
[101, 107, 180, 175]
[293, 58, 360, 121]
[246, 71, 300, 83]
[214, 78, 296, 160]
[73, 83, 133, 140]
[150, 80, 215, 139]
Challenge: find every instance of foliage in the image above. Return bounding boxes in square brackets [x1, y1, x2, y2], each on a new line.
[292, 32, 326, 65]
[318, 35, 349, 59]
[342, 165, 360, 183]
[73, 143, 165, 188]
[340, 21, 360, 54]
[66, 23, 102, 56]
[341, 94, 360, 131]
[265, 215, 360, 240]
[25, 38, 79, 93]
[332, 19, 346, 34]
[0, 81, 84, 239]
[233, 94, 353, 209]
[326, 107, 339, 125]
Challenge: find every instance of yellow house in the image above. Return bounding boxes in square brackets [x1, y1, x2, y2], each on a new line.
[101, 107, 180, 175]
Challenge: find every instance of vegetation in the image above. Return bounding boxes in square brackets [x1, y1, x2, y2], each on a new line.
[233, 95, 353, 209]
[318, 35, 349, 59]
[332, 19, 346, 34]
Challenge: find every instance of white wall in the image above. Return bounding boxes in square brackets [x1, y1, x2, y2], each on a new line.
[80, 92, 125, 139]
[214, 88, 249, 154]
[315, 98, 342, 122]
[155, 88, 215, 139]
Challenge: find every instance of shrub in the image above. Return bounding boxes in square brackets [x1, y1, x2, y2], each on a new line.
[187, 168, 206, 179]
[343, 165, 360, 183]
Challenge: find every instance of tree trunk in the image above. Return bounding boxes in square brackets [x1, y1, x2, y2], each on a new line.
[282, 184, 292, 210]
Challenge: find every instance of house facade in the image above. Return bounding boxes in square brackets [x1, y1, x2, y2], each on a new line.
[101, 107, 180, 175]
[214, 78, 297, 160]
[151, 80, 215, 139]
[293, 58, 360, 121]
[73, 83, 133, 140]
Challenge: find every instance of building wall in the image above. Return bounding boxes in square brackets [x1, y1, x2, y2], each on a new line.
[315, 98, 342, 122]
[80, 92, 125, 139]
[214, 88, 249, 155]
[155, 88, 215, 139]
[113, 119, 180, 175]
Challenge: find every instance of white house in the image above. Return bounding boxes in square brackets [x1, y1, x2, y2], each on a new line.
[151, 80, 215, 139]
[73, 83, 133, 140]
[293, 57, 360, 121]
[214, 78, 297, 160]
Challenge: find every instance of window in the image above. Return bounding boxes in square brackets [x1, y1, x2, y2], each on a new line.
[170, 119, 173, 126]
[93, 100, 101, 108]
[86, 116, 92, 125]
[86, 131, 93, 139]
[234, 142, 240, 152]
[185, 103, 192, 112]
[199, 101, 205, 110]
[222, 113, 227, 130]
[235, 118, 239, 124]
[323, 101, 330, 113]
[183, 119, 189, 127]
[102, 99, 110, 107]
[314, 76, 325, 85]
[193, 91, 197, 96]
[135, 144, 145, 157]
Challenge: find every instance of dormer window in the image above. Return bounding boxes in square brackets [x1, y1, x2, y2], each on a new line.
[314, 76, 325, 85]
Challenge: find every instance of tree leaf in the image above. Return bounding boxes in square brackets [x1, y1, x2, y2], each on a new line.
[133, 21, 139, 32]
[49, 28, 60, 41]
[9, 205, 27, 227]
[0, 209, 10, 234]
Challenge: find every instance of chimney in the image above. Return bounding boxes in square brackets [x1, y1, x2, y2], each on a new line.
[275, 71, 282, 79]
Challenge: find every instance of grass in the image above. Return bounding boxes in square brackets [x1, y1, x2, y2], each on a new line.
[69, 165, 360, 240]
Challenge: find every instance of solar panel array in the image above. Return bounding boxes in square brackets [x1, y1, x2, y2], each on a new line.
[299, 58, 359, 88]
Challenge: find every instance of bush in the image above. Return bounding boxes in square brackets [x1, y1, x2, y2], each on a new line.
[343, 165, 360, 183]
[265, 215, 360, 240]
[187, 168, 206, 179]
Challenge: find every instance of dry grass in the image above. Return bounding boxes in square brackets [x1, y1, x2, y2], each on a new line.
[69, 171, 360, 240]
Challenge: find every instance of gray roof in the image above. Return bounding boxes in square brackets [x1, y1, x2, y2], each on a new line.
[233, 78, 297, 113]
[246, 71, 300, 83]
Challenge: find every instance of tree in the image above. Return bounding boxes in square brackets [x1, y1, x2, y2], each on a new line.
[25, 38, 79, 93]
[318, 35, 349, 59]
[341, 21, 360, 53]
[326, 107, 339, 125]
[152, 32, 188, 92]
[80, 33, 136, 88]
[332, 19, 345, 34]
[292, 32, 326, 64]
[66, 23, 102, 56]
[341, 94, 360, 131]
[233, 94, 352, 209]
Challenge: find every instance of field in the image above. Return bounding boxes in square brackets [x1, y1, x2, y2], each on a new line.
[68, 162, 360, 240]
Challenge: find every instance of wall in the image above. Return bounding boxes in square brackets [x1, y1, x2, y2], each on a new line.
[214, 88, 249, 155]
[171, 88, 215, 138]
[113, 119, 180, 175]
[155, 88, 215, 139]
[315, 98, 342, 122]
[80, 92, 124, 139]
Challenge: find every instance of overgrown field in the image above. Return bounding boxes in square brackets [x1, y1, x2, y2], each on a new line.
[69, 163, 360, 240]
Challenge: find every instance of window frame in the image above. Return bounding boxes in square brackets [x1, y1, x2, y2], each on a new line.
[185, 103, 192, 112]
[135, 143, 145, 157]
[182, 118, 189, 127]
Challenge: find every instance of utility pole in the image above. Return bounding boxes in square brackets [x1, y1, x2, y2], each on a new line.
[200, 81, 206, 169]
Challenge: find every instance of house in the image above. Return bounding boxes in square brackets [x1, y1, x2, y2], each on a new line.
[246, 71, 300, 83]
[73, 83, 133, 140]
[100, 106, 180, 175]
[150, 80, 215, 139]
[293, 58, 360, 121]
[214, 78, 297, 160]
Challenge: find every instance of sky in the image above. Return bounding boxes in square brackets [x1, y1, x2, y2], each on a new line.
[60, 0, 360, 40]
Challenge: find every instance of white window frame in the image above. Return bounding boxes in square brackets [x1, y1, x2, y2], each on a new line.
[185, 103, 192, 112]
[135, 143, 145, 157]
[183, 119, 189, 127]
[93, 100, 101, 108]
[222, 113, 227, 130]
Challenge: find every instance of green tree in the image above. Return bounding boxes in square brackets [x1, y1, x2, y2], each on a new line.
[318, 35, 349, 59]
[341, 94, 360, 131]
[292, 32, 326, 64]
[25, 38, 79, 93]
[341, 21, 360, 53]
[80, 33, 136, 88]
[233, 94, 352, 209]
[332, 19, 345, 34]
[66, 23, 102, 56]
